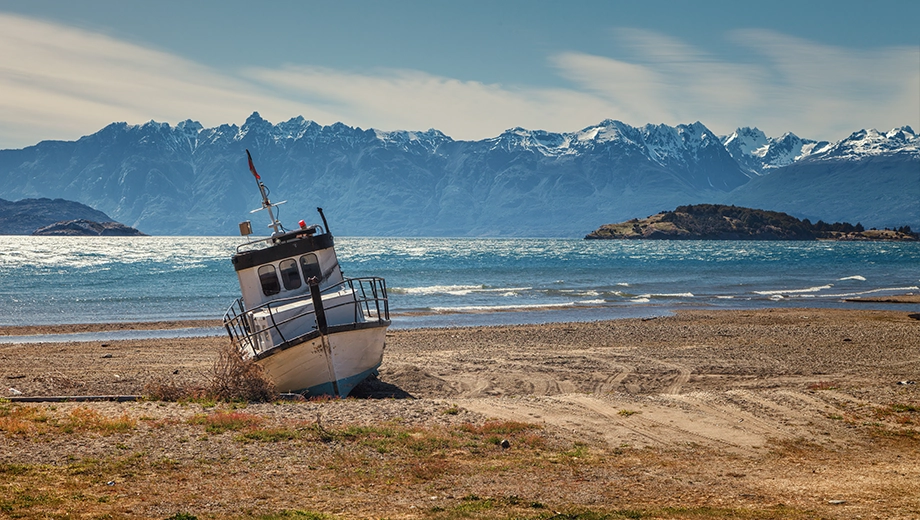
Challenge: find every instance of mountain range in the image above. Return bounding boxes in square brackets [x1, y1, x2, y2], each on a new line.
[0, 113, 916, 236]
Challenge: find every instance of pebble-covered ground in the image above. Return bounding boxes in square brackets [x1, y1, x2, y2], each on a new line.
[1, 307, 919, 518]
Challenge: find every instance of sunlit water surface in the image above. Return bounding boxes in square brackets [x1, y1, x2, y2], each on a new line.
[1, 237, 917, 334]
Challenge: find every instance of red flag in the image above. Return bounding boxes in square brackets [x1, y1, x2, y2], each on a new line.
[246, 149, 261, 180]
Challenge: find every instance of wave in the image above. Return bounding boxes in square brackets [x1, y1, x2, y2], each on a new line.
[390, 284, 534, 296]
[754, 284, 918, 299]
[754, 284, 833, 296]
[390, 284, 484, 296]
[838, 275, 867, 281]
[392, 285, 621, 299]
[557, 289, 601, 297]
[429, 302, 578, 314]
[637, 292, 695, 299]
[824, 286, 919, 298]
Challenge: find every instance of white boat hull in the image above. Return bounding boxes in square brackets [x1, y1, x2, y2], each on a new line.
[254, 325, 387, 397]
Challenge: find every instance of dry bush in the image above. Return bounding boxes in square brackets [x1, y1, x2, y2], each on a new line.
[143, 379, 205, 402]
[144, 343, 277, 403]
[206, 343, 277, 402]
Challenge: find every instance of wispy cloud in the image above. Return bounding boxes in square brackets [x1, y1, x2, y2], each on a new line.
[729, 29, 920, 138]
[0, 13, 325, 147]
[551, 28, 920, 139]
[242, 65, 616, 139]
[0, 13, 917, 149]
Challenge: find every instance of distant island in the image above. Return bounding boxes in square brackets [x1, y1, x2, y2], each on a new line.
[32, 219, 146, 236]
[0, 198, 145, 236]
[585, 204, 918, 241]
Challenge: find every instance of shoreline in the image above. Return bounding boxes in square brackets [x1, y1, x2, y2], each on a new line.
[0, 319, 223, 337]
[2, 292, 917, 338]
[844, 293, 920, 304]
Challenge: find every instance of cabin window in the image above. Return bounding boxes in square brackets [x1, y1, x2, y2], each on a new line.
[258, 265, 280, 296]
[279, 259, 302, 290]
[300, 254, 322, 282]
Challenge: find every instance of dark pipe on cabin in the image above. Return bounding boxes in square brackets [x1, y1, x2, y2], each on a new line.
[307, 277, 328, 334]
[317, 207, 330, 235]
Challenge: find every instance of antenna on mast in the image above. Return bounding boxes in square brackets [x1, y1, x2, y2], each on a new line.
[246, 149, 286, 235]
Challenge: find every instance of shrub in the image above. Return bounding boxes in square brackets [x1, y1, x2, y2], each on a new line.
[206, 344, 277, 402]
[144, 344, 277, 403]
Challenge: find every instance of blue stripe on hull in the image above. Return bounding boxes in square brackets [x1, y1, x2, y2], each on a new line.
[296, 364, 381, 398]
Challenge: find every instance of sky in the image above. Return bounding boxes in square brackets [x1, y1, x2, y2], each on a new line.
[1, 0, 918, 149]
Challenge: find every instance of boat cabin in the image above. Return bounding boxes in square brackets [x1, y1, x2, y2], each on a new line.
[231, 224, 344, 310]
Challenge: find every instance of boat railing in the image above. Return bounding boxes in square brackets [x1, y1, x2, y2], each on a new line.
[223, 276, 389, 356]
[234, 226, 325, 254]
[235, 236, 275, 254]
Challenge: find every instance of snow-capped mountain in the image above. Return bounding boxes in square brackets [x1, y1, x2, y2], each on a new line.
[722, 126, 919, 229]
[0, 113, 916, 236]
[806, 126, 918, 161]
[722, 127, 830, 175]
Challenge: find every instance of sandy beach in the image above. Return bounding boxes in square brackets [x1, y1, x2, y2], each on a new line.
[2, 307, 919, 518]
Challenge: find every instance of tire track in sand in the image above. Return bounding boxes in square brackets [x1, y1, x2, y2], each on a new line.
[457, 393, 774, 456]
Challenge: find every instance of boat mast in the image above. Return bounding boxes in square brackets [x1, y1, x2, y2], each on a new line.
[246, 149, 286, 236]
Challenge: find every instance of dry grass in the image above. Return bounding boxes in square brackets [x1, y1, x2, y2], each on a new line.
[0, 410, 832, 520]
[144, 344, 276, 403]
[1, 406, 614, 518]
[0, 402, 136, 436]
[2, 394, 918, 518]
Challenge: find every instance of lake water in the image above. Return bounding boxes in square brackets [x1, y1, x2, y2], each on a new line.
[1, 236, 917, 331]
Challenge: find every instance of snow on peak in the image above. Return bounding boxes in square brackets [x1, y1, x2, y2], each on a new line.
[242, 111, 267, 127]
[141, 120, 171, 132]
[372, 128, 452, 153]
[722, 128, 831, 173]
[485, 126, 569, 154]
[558, 120, 723, 165]
[275, 116, 320, 140]
[891, 125, 915, 136]
[640, 124, 683, 163]
[722, 127, 768, 156]
[575, 120, 637, 145]
[176, 119, 203, 134]
[635, 122, 722, 167]
[756, 132, 823, 168]
[813, 127, 919, 160]
[722, 124, 917, 172]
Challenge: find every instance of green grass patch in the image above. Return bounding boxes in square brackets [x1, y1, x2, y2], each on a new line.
[237, 427, 302, 443]
[562, 442, 591, 459]
[0, 491, 62, 515]
[0, 463, 32, 476]
[888, 403, 920, 413]
[443, 404, 461, 415]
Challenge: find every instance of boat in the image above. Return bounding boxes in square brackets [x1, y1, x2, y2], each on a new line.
[222, 150, 390, 397]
